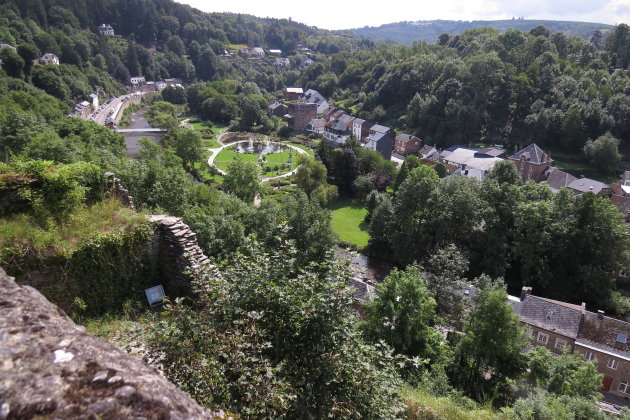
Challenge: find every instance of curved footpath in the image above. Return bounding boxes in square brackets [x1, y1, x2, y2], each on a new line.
[207, 135, 308, 181]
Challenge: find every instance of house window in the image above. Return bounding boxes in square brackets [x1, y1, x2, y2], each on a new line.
[608, 358, 620, 370]
[555, 338, 567, 350]
[584, 351, 596, 361]
[619, 381, 630, 394]
[537, 332, 549, 344]
[617, 334, 627, 344]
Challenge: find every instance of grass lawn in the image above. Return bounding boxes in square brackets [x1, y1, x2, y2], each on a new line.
[214, 148, 258, 172]
[327, 198, 370, 248]
[290, 143, 315, 157]
[191, 121, 212, 131]
[202, 138, 222, 148]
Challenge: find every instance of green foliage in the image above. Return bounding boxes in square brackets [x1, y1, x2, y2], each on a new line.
[452, 285, 528, 402]
[362, 265, 444, 361]
[526, 347, 603, 399]
[583, 132, 622, 173]
[144, 237, 405, 419]
[223, 156, 260, 203]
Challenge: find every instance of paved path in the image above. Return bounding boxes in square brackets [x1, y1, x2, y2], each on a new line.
[206, 137, 307, 181]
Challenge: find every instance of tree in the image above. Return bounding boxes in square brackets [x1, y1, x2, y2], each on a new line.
[453, 285, 528, 401]
[145, 238, 405, 419]
[164, 129, 203, 169]
[295, 155, 337, 205]
[393, 155, 419, 190]
[527, 346, 602, 399]
[223, 157, 260, 203]
[583, 132, 621, 173]
[336, 147, 358, 196]
[362, 265, 443, 361]
[161, 85, 187, 104]
[0, 47, 25, 79]
[485, 160, 521, 185]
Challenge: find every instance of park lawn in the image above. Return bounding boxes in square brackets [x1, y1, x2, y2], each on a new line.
[290, 143, 315, 157]
[191, 121, 212, 131]
[214, 148, 258, 172]
[202, 138, 222, 148]
[327, 198, 370, 248]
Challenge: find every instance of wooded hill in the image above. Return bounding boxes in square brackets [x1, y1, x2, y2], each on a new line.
[350, 19, 613, 45]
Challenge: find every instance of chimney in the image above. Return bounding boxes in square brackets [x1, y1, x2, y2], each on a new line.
[520, 286, 532, 301]
[598, 310, 604, 320]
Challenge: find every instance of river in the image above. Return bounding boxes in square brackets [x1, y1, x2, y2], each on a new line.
[336, 248, 395, 285]
[122, 108, 162, 156]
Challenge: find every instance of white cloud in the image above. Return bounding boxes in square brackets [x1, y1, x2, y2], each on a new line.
[174, 0, 630, 29]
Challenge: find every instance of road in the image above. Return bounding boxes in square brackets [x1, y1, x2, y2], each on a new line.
[87, 92, 144, 126]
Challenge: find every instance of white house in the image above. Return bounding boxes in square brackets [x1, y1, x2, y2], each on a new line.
[98, 24, 115, 35]
[0, 43, 16, 52]
[39, 53, 60, 65]
[130, 76, 146, 85]
[251, 47, 265, 57]
[274, 57, 290, 68]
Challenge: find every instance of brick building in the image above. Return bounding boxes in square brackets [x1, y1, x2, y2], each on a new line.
[285, 102, 317, 131]
[394, 133, 422, 155]
[516, 287, 630, 398]
[508, 143, 553, 182]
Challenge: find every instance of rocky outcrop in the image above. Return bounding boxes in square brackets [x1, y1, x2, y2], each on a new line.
[0, 268, 216, 419]
[149, 215, 215, 296]
[104, 172, 134, 209]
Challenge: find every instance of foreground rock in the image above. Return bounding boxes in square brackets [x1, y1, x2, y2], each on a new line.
[0, 268, 215, 420]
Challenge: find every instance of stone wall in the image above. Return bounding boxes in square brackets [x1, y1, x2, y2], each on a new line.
[104, 172, 134, 209]
[149, 215, 215, 296]
[0, 267, 217, 419]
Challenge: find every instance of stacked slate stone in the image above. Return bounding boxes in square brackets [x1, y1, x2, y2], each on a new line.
[149, 215, 215, 295]
[104, 172, 134, 209]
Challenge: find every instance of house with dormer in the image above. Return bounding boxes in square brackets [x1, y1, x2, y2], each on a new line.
[508, 143, 553, 182]
[39, 53, 60, 65]
[98, 24, 115, 35]
[299, 89, 329, 114]
[323, 114, 355, 145]
[516, 287, 630, 398]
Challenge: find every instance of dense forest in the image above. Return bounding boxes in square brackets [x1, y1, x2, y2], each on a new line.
[1, 0, 630, 418]
[301, 24, 630, 158]
[350, 19, 612, 44]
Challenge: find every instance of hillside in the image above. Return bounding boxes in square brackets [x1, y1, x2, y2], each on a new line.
[349, 19, 613, 44]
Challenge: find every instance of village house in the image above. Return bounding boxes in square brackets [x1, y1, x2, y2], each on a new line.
[567, 177, 612, 196]
[515, 287, 630, 399]
[274, 57, 290, 68]
[323, 107, 344, 122]
[39, 53, 60, 65]
[323, 114, 355, 145]
[130, 76, 146, 86]
[365, 131, 394, 160]
[419, 145, 439, 160]
[542, 168, 577, 193]
[306, 118, 326, 135]
[299, 89, 329, 114]
[267, 101, 288, 118]
[251, 47, 265, 57]
[98, 24, 115, 35]
[285, 87, 303, 101]
[508, 143, 553, 182]
[394, 133, 422, 155]
[440, 146, 502, 178]
[353, 118, 374, 143]
[285, 102, 317, 131]
[0, 43, 16, 52]
[301, 58, 314, 69]
[269, 49, 282, 56]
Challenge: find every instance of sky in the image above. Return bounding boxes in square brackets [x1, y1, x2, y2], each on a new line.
[174, 0, 630, 30]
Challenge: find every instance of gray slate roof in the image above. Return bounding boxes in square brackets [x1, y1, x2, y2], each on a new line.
[509, 143, 552, 164]
[544, 168, 577, 191]
[395, 133, 420, 144]
[519, 295, 583, 338]
[567, 177, 610, 194]
[371, 124, 391, 134]
[577, 311, 630, 360]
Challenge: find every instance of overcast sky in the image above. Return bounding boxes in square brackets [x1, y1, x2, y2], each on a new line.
[174, 0, 630, 30]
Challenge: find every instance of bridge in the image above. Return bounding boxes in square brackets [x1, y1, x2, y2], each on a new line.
[116, 128, 166, 133]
